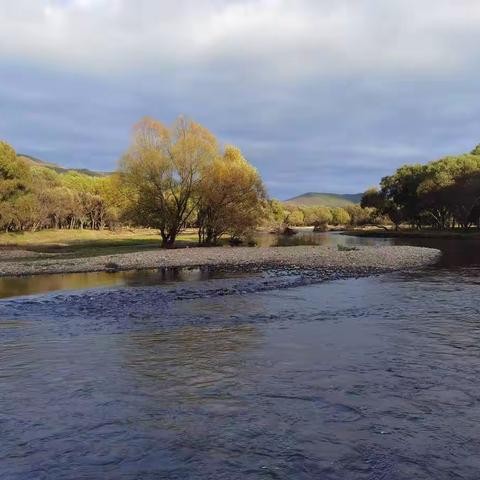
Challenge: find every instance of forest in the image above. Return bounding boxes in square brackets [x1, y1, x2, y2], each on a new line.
[7, 116, 476, 244]
[0, 116, 376, 247]
[0, 117, 268, 247]
[362, 144, 480, 230]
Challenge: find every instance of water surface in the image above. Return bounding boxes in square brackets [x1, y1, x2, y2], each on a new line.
[1, 233, 480, 479]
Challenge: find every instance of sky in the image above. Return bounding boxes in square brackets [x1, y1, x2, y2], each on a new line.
[1, 0, 480, 199]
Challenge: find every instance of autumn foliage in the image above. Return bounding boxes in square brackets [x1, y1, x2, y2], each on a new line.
[120, 116, 266, 246]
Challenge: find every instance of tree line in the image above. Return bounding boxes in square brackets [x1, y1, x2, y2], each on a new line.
[0, 141, 121, 233]
[2, 115, 392, 246]
[266, 200, 375, 231]
[0, 116, 267, 246]
[362, 144, 480, 230]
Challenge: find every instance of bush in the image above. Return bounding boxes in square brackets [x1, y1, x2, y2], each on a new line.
[337, 244, 358, 252]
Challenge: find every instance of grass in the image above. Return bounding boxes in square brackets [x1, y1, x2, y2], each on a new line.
[0, 228, 201, 259]
[337, 244, 359, 251]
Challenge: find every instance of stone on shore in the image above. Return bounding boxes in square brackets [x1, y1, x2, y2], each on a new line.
[0, 245, 441, 277]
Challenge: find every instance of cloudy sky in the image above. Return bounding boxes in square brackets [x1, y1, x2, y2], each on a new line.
[1, 0, 480, 198]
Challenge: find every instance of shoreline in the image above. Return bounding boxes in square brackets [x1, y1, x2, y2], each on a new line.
[344, 228, 480, 240]
[0, 245, 441, 278]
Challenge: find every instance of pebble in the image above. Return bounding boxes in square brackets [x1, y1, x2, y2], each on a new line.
[0, 245, 441, 277]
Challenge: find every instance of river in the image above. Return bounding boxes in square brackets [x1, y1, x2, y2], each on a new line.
[1, 232, 480, 479]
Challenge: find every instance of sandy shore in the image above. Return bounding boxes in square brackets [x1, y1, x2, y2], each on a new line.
[0, 245, 441, 277]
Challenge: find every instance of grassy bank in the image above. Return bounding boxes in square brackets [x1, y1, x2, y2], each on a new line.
[345, 228, 480, 240]
[0, 228, 200, 258]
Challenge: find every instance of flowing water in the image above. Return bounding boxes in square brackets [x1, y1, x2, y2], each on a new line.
[1, 233, 480, 479]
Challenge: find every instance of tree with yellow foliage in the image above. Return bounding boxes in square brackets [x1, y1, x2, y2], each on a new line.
[197, 145, 265, 245]
[121, 116, 219, 247]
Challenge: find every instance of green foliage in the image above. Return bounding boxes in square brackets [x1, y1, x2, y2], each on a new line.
[337, 244, 358, 252]
[0, 141, 30, 203]
[363, 144, 480, 230]
[471, 144, 480, 156]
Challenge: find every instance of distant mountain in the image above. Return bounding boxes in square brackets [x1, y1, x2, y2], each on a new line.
[284, 192, 363, 207]
[18, 153, 108, 177]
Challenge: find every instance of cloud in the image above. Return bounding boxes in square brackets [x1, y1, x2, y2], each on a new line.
[2, 0, 480, 75]
[1, 1, 480, 197]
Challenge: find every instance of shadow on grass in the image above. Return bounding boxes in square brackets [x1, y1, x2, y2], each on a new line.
[0, 230, 238, 261]
[11, 238, 201, 259]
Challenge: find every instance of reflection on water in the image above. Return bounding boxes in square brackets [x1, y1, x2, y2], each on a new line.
[2, 233, 480, 478]
[0, 267, 245, 299]
[0, 271, 125, 298]
[0, 231, 391, 299]
[125, 325, 260, 397]
[1, 230, 476, 300]
[255, 229, 392, 248]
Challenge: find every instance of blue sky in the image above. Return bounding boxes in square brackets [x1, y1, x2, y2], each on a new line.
[1, 0, 480, 199]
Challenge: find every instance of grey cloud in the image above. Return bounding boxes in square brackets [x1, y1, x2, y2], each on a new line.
[1, 1, 480, 198]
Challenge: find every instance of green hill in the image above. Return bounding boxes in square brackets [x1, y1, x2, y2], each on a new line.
[284, 192, 362, 207]
[18, 153, 108, 177]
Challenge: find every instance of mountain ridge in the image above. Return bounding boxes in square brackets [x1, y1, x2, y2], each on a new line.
[284, 192, 363, 207]
[18, 153, 109, 177]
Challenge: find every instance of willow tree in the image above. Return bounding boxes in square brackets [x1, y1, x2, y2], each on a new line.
[121, 116, 218, 247]
[304, 206, 333, 230]
[331, 207, 351, 226]
[197, 146, 265, 245]
[285, 208, 304, 227]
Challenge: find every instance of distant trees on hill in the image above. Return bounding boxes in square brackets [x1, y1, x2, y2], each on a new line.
[0, 140, 120, 232]
[362, 144, 480, 230]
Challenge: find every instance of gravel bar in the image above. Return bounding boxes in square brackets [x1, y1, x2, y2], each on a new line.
[0, 245, 441, 277]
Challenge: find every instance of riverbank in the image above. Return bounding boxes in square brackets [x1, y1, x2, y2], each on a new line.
[345, 228, 480, 239]
[0, 245, 440, 277]
[0, 228, 199, 257]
